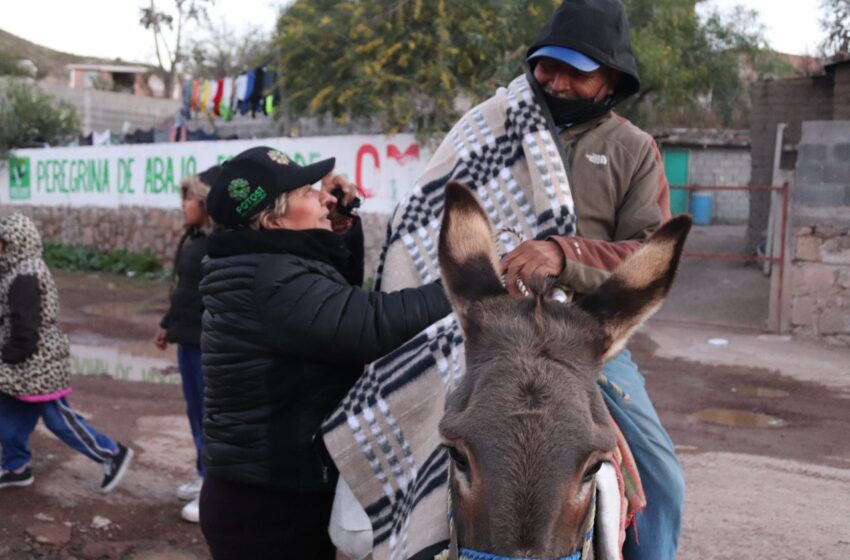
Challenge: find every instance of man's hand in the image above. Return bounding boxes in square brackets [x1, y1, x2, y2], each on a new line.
[501, 240, 565, 296]
[153, 329, 168, 351]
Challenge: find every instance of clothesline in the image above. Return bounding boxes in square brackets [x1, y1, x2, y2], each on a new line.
[74, 126, 232, 147]
[182, 65, 278, 121]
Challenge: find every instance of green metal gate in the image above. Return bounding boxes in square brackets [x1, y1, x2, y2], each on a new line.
[663, 149, 689, 215]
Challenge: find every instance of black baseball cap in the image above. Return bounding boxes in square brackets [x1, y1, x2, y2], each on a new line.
[207, 146, 335, 227]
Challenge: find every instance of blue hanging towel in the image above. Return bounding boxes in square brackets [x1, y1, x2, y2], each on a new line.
[240, 71, 255, 115]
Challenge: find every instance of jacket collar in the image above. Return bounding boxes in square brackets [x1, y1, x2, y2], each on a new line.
[207, 220, 363, 286]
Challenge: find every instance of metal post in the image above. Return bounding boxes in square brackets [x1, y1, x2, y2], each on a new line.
[764, 123, 786, 276]
[767, 123, 787, 331]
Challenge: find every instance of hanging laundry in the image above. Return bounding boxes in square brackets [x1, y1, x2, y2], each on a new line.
[92, 130, 111, 146]
[125, 128, 155, 144]
[219, 76, 235, 121]
[207, 79, 220, 117]
[198, 80, 211, 116]
[182, 79, 193, 116]
[213, 77, 224, 116]
[190, 79, 201, 115]
[234, 73, 248, 116]
[262, 68, 278, 116]
[186, 128, 218, 141]
[247, 66, 265, 117]
[240, 70, 255, 115]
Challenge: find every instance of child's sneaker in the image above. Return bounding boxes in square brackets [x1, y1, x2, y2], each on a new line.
[0, 468, 34, 489]
[177, 476, 204, 501]
[181, 496, 200, 523]
[100, 443, 133, 493]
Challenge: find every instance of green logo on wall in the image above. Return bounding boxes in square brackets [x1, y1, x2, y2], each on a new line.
[227, 178, 251, 201]
[9, 157, 31, 200]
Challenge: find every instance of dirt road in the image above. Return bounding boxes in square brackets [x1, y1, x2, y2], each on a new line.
[1, 269, 849, 559]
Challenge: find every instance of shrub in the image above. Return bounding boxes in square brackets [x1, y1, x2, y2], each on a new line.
[43, 243, 165, 278]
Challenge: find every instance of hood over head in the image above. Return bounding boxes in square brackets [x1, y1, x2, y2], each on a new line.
[527, 0, 640, 102]
[0, 212, 43, 272]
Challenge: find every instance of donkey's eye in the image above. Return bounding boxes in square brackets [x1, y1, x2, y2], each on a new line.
[446, 446, 470, 473]
[582, 461, 603, 483]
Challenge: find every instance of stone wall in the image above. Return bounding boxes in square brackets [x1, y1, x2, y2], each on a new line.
[790, 225, 850, 345]
[8, 205, 391, 282]
[787, 121, 850, 345]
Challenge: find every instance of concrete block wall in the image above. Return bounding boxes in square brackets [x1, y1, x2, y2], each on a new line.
[788, 121, 850, 346]
[37, 82, 180, 136]
[5, 205, 391, 284]
[834, 65, 850, 120]
[686, 148, 751, 224]
[748, 73, 837, 253]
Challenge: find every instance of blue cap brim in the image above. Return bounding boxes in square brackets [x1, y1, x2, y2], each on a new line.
[528, 46, 600, 72]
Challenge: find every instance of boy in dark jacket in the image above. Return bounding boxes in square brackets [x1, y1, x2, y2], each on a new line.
[196, 147, 452, 560]
[154, 165, 220, 522]
[0, 213, 132, 492]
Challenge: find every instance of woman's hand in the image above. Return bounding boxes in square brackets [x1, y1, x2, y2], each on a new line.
[321, 173, 359, 207]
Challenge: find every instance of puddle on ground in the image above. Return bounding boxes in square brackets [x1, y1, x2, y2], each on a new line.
[70, 344, 179, 384]
[732, 386, 790, 398]
[691, 408, 785, 428]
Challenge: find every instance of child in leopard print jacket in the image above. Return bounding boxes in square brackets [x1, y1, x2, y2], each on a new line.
[0, 212, 133, 492]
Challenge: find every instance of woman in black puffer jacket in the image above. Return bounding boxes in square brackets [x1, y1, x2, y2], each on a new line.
[198, 146, 451, 560]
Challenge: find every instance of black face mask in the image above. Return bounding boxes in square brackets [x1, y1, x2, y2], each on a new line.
[542, 90, 615, 127]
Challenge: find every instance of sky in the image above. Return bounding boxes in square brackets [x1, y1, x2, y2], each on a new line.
[3, 0, 286, 64]
[2, 0, 828, 67]
[698, 0, 825, 56]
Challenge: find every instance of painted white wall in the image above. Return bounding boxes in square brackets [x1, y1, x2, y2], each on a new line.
[1, 134, 429, 215]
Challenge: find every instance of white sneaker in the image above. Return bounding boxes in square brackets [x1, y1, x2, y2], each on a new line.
[181, 496, 200, 523]
[176, 477, 203, 501]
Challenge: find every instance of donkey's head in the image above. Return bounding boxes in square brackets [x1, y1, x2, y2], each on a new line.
[437, 182, 690, 557]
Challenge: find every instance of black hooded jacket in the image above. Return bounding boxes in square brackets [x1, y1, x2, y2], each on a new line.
[527, 0, 641, 101]
[160, 227, 208, 346]
[199, 219, 451, 491]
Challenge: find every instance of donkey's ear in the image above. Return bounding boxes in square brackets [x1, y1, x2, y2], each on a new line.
[439, 182, 506, 328]
[578, 215, 692, 362]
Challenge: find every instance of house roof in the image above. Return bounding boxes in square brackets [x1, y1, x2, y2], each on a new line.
[651, 127, 750, 148]
[66, 63, 151, 74]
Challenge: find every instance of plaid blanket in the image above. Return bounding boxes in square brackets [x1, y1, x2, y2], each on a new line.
[321, 73, 579, 560]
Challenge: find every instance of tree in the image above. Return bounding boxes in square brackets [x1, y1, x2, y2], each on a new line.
[139, 0, 213, 97]
[820, 0, 850, 55]
[623, 0, 787, 128]
[183, 19, 272, 79]
[0, 53, 31, 78]
[0, 79, 79, 159]
[274, 0, 560, 138]
[272, 0, 776, 136]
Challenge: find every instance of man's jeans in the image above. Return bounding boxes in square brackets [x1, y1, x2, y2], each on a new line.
[599, 350, 684, 560]
[0, 394, 118, 472]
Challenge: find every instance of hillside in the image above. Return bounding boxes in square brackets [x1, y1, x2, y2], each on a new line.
[0, 28, 140, 83]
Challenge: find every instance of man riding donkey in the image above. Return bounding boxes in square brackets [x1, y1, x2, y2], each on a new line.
[323, 1, 682, 559]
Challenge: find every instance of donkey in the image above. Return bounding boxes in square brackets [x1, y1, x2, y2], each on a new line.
[437, 181, 691, 559]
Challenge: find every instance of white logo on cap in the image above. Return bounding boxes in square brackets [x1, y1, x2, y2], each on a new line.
[268, 150, 291, 165]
